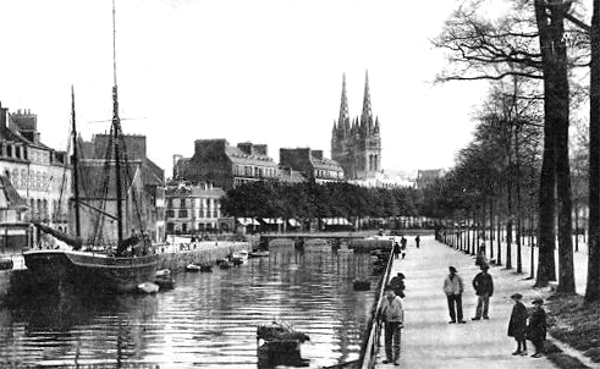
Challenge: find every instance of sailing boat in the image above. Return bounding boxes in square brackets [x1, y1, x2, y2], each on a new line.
[23, 1, 159, 293]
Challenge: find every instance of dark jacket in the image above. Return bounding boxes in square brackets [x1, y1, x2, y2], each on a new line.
[507, 302, 528, 340]
[527, 307, 547, 342]
[472, 272, 494, 296]
[389, 276, 406, 298]
[393, 243, 401, 254]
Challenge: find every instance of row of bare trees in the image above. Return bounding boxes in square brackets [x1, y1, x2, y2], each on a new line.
[433, 0, 600, 304]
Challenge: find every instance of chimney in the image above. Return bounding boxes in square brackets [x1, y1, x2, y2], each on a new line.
[237, 142, 253, 155]
[0, 102, 7, 130]
[311, 150, 323, 160]
[253, 144, 268, 156]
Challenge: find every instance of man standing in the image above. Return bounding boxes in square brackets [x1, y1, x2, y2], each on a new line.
[378, 285, 404, 366]
[415, 235, 420, 249]
[393, 242, 401, 259]
[471, 264, 494, 320]
[443, 266, 466, 324]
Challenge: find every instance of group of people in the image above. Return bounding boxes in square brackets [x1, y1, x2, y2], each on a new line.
[392, 235, 420, 260]
[443, 264, 547, 358]
[377, 250, 548, 366]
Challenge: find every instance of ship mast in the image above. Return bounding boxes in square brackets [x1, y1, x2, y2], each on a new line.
[71, 85, 81, 237]
[112, 0, 124, 245]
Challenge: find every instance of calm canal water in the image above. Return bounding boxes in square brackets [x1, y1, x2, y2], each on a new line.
[0, 242, 382, 369]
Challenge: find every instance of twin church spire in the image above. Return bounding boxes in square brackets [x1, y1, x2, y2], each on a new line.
[332, 71, 379, 137]
[331, 71, 382, 180]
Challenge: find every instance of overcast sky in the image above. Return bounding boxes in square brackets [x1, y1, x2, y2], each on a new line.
[0, 0, 489, 177]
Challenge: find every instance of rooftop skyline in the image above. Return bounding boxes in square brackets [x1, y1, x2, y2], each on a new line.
[0, 0, 488, 176]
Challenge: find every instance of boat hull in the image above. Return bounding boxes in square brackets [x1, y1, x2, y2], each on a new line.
[23, 249, 159, 293]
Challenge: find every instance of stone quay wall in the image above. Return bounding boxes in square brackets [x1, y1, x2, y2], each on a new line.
[157, 241, 250, 273]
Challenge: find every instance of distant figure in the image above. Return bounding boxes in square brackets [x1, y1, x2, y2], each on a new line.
[471, 264, 493, 320]
[415, 235, 420, 249]
[389, 272, 406, 298]
[400, 236, 407, 250]
[443, 266, 466, 324]
[475, 245, 487, 267]
[378, 285, 404, 366]
[527, 298, 547, 358]
[508, 293, 528, 356]
[393, 242, 401, 259]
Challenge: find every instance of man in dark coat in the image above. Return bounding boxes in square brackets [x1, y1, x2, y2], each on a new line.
[471, 264, 494, 320]
[393, 242, 401, 259]
[507, 293, 528, 356]
[415, 235, 420, 248]
[527, 298, 547, 358]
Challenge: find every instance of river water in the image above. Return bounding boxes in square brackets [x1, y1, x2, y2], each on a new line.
[0, 241, 383, 369]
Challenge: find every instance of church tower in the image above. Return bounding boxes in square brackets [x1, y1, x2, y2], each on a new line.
[331, 72, 381, 179]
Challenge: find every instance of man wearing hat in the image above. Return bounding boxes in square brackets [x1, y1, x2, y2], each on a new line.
[527, 298, 547, 358]
[508, 293, 528, 355]
[378, 284, 404, 365]
[471, 264, 494, 320]
[443, 266, 466, 324]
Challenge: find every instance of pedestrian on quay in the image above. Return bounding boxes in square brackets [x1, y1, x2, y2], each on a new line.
[393, 242, 401, 259]
[443, 266, 466, 324]
[400, 236, 407, 251]
[475, 245, 487, 267]
[415, 235, 420, 249]
[389, 272, 406, 298]
[471, 264, 494, 320]
[378, 284, 404, 366]
[527, 298, 547, 358]
[507, 293, 528, 356]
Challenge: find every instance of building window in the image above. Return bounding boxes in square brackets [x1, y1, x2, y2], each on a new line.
[167, 198, 173, 208]
[166, 210, 175, 218]
[178, 209, 188, 218]
[166, 222, 174, 233]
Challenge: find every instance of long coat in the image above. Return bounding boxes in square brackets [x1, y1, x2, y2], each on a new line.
[507, 302, 528, 340]
[527, 308, 547, 342]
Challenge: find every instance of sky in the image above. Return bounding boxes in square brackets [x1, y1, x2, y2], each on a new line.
[0, 0, 489, 177]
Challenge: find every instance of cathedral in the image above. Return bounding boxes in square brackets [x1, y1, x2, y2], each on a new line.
[331, 72, 381, 180]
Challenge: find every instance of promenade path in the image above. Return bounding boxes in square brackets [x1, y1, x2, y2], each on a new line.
[375, 235, 557, 369]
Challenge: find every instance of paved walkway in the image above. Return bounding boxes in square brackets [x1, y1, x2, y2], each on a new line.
[375, 236, 557, 369]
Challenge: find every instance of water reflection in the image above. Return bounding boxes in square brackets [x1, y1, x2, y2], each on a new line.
[0, 242, 380, 368]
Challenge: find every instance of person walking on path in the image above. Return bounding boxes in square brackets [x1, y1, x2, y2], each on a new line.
[443, 266, 466, 324]
[378, 285, 404, 366]
[389, 272, 406, 298]
[507, 293, 528, 356]
[393, 242, 401, 259]
[415, 235, 420, 249]
[471, 264, 494, 320]
[527, 298, 547, 358]
[475, 245, 487, 267]
[400, 236, 407, 251]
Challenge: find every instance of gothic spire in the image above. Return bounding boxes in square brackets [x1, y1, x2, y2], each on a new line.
[338, 73, 350, 131]
[361, 70, 373, 128]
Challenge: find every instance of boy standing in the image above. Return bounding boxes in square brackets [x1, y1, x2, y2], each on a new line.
[507, 293, 528, 356]
[443, 266, 466, 324]
[378, 285, 404, 366]
[527, 298, 547, 358]
[471, 264, 494, 320]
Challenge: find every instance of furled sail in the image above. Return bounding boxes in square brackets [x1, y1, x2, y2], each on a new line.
[33, 222, 83, 250]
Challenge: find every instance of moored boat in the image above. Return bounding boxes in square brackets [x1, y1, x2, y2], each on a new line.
[249, 250, 270, 258]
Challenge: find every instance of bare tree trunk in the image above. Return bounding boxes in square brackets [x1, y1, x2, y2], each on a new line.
[586, 0, 600, 304]
[489, 197, 494, 260]
[516, 125, 523, 273]
[506, 172, 513, 270]
[534, 0, 558, 286]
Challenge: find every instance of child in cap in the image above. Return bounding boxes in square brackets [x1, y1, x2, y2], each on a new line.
[527, 298, 547, 358]
[507, 293, 528, 356]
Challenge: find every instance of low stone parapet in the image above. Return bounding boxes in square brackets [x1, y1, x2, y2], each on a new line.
[157, 241, 250, 273]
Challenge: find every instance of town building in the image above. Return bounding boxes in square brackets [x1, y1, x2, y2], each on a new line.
[349, 169, 416, 188]
[331, 72, 382, 180]
[164, 181, 225, 234]
[75, 134, 166, 243]
[415, 169, 446, 189]
[279, 148, 344, 183]
[0, 104, 71, 240]
[173, 140, 279, 190]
